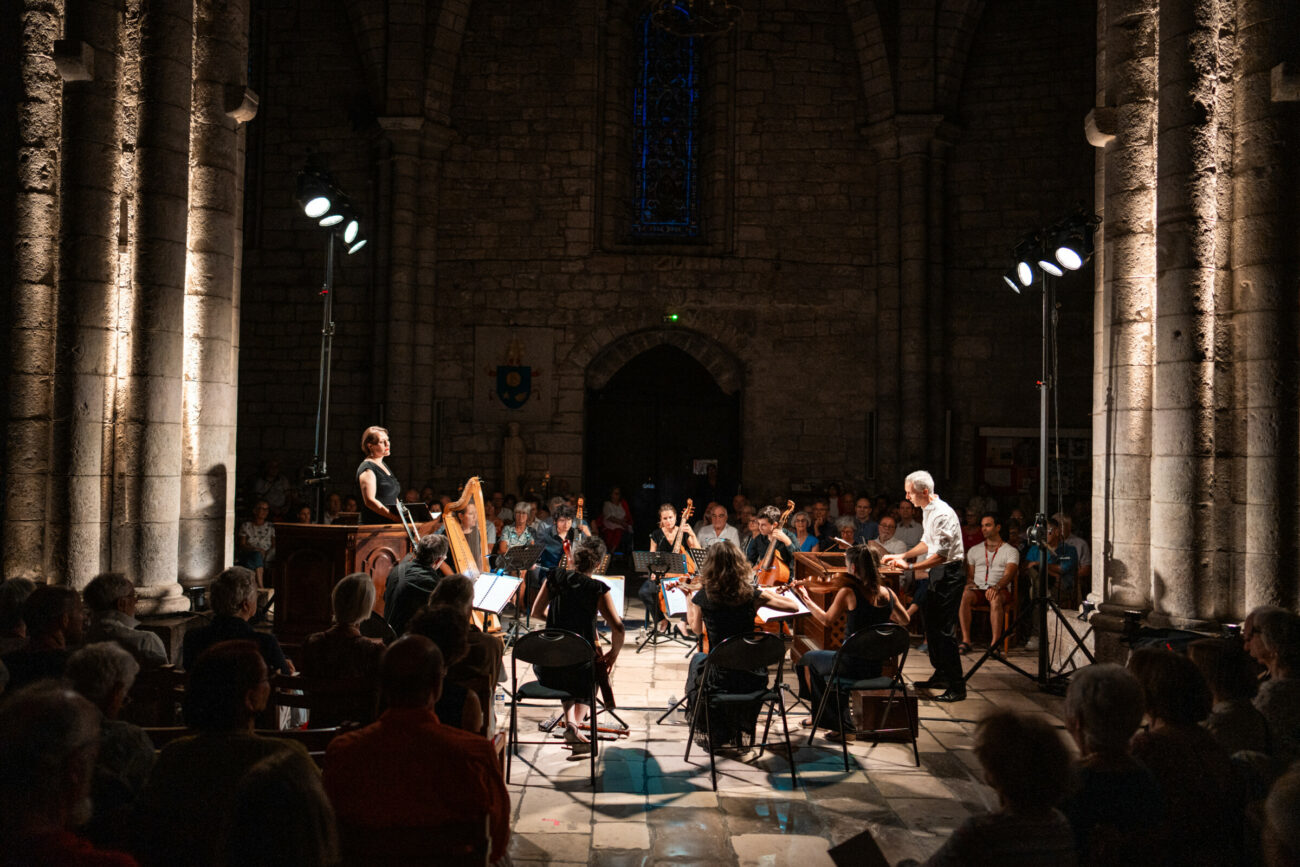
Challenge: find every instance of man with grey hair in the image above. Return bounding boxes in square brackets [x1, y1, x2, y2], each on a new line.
[384, 533, 450, 635]
[182, 567, 292, 674]
[84, 572, 167, 668]
[882, 470, 968, 701]
[0, 683, 132, 864]
[66, 642, 156, 848]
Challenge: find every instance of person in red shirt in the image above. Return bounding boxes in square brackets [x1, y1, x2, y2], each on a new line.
[323, 635, 511, 863]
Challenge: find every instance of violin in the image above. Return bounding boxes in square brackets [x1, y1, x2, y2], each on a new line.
[753, 500, 795, 586]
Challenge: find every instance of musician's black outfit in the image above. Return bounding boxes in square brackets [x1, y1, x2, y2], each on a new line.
[534, 569, 609, 697]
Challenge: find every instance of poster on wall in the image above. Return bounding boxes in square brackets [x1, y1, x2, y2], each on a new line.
[473, 326, 555, 424]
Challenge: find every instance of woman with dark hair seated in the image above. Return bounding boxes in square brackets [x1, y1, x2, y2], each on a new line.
[530, 537, 625, 754]
[424, 574, 503, 727]
[405, 605, 483, 734]
[132, 641, 316, 867]
[683, 540, 799, 748]
[1127, 647, 1246, 866]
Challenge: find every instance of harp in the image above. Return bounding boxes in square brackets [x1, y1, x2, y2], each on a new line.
[441, 477, 500, 633]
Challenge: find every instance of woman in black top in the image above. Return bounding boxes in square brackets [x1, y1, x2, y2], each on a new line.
[639, 503, 701, 633]
[530, 538, 626, 753]
[794, 544, 909, 738]
[683, 540, 798, 747]
[356, 425, 402, 524]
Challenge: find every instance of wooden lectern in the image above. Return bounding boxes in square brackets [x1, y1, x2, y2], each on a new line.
[269, 522, 433, 645]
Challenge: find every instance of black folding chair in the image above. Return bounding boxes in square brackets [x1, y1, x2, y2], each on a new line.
[506, 628, 600, 786]
[684, 632, 798, 791]
[807, 622, 919, 771]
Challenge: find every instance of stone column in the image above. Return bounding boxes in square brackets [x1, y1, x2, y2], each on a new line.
[52, 0, 124, 589]
[118, 0, 192, 612]
[1092, 0, 1158, 627]
[1150, 0, 1224, 624]
[865, 121, 902, 486]
[181, 0, 253, 587]
[4, 2, 63, 581]
[1234, 0, 1300, 611]
[896, 116, 938, 470]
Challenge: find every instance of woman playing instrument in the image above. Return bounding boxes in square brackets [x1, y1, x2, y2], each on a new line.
[530, 538, 626, 754]
[640, 503, 700, 633]
[790, 511, 821, 553]
[356, 426, 401, 525]
[745, 505, 795, 574]
[682, 540, 799, 746]
[793, 544, 909, 740]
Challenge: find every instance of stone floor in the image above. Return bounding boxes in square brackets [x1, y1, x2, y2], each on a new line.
[499, 624, 1072, 866]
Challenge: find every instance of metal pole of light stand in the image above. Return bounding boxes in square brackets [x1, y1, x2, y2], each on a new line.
[310, 231, 336, 522]
[1035, 273, 1052, 686]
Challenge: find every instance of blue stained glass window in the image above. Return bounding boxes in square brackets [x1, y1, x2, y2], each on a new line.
[632, 13, 701, 239]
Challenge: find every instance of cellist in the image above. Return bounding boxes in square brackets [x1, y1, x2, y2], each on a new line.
[639, 503, 700, 634]
[745, 505, 796, 582]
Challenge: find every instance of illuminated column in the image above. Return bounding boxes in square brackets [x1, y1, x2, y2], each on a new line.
[119, 0, 192, 611]
[4, 2, 63, 581]
[1235, 0, 1300, 611]
[1092, 0, 1158, 617]
[51, 0, 125, 589]
[1150, 0, 1224, 623]
[181, 0, 254, 587]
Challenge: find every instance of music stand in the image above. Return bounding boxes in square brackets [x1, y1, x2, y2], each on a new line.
[496, 543, 544, 645]
[633, 551, 694, 653]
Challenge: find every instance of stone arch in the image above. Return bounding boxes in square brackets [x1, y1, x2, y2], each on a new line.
[569, 326, 746, 395]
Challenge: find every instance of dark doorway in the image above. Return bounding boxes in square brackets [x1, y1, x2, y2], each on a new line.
[585, 345, 741, 551]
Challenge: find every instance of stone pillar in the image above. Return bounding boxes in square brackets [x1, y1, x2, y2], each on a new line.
[1234, 0, 1300, 611]
[181, 0, 253, 587]
[1150, 0, 1223, 624]
[4, 2, 63, 581]
[1092, 0, 1158, 628]
[119, 0, 192, 612]
[866, 121, 902, 486]
[896, 116, 939, 470]
[52, 0, 124, 589]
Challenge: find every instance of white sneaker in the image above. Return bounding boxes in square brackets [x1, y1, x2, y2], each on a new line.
[1025, 636, 1040, 651]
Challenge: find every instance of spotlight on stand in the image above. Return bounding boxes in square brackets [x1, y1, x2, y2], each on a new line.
[1002, 268, 1021, 294]
[1013, 237, 1039, 288]
[296, 171, 334, 219]
[1053, 215, 1099, 271]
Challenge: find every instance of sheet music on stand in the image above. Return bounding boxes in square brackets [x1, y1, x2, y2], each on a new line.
[758, 592, 810, 623]
[498, 543, 544, 573]
[631, 551, 688, 576]
[473, 573, 523, 614]
[684, 547, 707, 572]
[660, 581, 690, 617]
[593, 575, 625, 617]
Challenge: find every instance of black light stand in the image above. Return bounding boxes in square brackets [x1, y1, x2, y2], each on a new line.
[306, 230, 336, 522]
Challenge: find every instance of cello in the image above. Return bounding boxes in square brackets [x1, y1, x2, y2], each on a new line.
[753, 500, 796, 587]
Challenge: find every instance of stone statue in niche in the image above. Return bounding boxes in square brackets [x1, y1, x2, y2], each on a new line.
[502, 422, 526, 499]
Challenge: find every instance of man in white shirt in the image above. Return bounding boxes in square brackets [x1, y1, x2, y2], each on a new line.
[695, 503, 741, 549]
[894, 498, 924, 549]
[870, 516, 910, 557]
[882, 470, 967, 702]
[959, 514, 1019, 654]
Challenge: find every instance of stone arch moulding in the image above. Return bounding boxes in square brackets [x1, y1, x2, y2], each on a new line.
[569, 326, 746, 395]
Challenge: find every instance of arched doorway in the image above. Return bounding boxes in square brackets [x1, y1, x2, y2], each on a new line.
[585, 344, 741, 551]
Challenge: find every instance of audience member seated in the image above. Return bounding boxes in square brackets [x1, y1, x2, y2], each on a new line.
[322, 636, 510, 863]
[83, 573, 167, 668]
[182, 566, 292, 674]
[427, 574, 505, 719]
[921, 710, 1076, 866]
[1127, 647, 1246, 865]
[0, 683, 139, 867]
[894, 498, 923, 548]
[1245, 605, 1288, 672]
[383, 534, 449, 636]
[1265, 764, 1300, 867]
[1249, 607, 1300, 765]
[870, 515, 908, 557]
[405, 606, 484, 734]
[833, 515, 855, 547]
[131, 640, 315, 867]
[0, 577, 36, 657]
[219, 750, 340, 867]
[2, 584, 85, 692]
[1060, 663, 1163, 865]
[958, 513, 1018, 654]
[1188, 637, 1271, 755]
[235, 499, 275, 587]
[65, 643, 155, 850]
[322, 491, 344, 524]
[299, 573, 385, 725]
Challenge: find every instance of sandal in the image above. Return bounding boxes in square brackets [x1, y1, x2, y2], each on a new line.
[958, 642, 972, 654]
[799, 717, 815, 729]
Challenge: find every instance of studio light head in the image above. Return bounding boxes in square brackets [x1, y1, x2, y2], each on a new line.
[1013, 237, 1040, 288]
[296, 155, 366, 254]
[1053, 213, 1100, 271]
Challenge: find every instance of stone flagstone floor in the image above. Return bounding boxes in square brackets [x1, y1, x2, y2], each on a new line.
[500, 624, 1071, 866]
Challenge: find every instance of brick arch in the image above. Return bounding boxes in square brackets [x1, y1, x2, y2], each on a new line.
[568, 327, 746, 396]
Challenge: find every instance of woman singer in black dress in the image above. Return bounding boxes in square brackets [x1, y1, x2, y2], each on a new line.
[793, 543, 909, 738]
[530, 537, 626, 754]
[356, 425, 401, 524]
[683, 540, 799, 747]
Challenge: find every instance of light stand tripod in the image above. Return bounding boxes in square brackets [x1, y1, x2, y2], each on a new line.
[961, 272, 1093, 694]
[305, 230, 336, 521]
